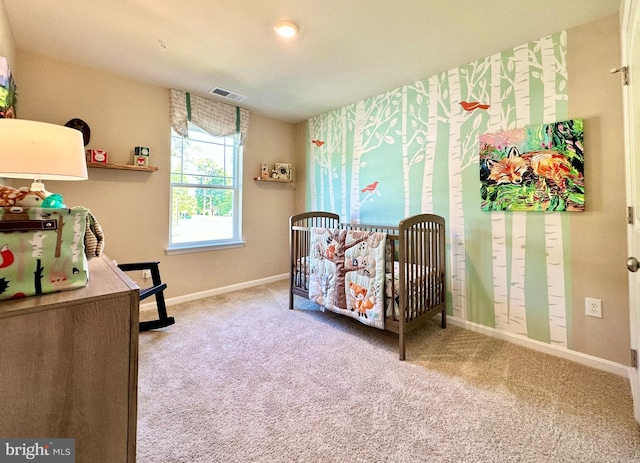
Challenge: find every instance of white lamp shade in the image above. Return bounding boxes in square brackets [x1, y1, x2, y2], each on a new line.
[0, 119, 88, 181]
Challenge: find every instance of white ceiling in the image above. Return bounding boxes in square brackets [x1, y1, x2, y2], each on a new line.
[4, 0, 621, 123]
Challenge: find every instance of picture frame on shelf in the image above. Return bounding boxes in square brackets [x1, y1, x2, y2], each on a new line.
[274, 163, 292, 180]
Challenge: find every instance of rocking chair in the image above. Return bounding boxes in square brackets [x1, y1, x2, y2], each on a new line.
[117, 261, 175, 331]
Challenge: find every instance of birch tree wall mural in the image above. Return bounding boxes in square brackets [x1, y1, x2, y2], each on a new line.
[306, 31, 570, 348]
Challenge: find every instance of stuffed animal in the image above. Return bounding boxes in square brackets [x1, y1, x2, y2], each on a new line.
[0, 185, 30, 207]
[0, 184, 65, 208]
[14, 189, 48, 207]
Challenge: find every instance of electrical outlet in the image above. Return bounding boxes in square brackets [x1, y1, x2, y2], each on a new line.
[141, 269, 152, 279]
[585, 297, 602, 318]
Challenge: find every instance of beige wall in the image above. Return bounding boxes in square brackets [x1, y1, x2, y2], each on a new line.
[12, 52, 297, 298]
[567, 14, 630, 363]
[0, 0, 14, 187]
[293, 121, 308, 214]
[0, 1, 15, 68]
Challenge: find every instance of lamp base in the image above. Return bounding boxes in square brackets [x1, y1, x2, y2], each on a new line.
[29, 181, 51, 196]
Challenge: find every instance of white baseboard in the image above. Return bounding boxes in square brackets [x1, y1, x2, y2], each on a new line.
[140, 278, 631, 380]
[140, 273, 289, 311]
[446, 315, 631, 378]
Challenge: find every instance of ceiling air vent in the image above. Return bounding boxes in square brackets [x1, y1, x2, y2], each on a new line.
[208, 87, 247, 102]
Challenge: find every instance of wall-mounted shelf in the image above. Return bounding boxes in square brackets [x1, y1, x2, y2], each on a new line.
[254, 177, 293, 183]
[87, 162, 158, 172]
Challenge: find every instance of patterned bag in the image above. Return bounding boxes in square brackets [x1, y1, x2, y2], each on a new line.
[0, 207, 91, 301]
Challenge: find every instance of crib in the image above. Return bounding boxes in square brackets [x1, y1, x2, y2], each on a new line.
[289, 211, 446, 360]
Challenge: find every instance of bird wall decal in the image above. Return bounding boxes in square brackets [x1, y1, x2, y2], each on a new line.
[460, 101, 490, 112]
[361, 181, 379, 193]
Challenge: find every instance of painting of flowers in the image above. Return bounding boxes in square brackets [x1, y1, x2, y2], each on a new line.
[0, 57, 17, 119]
[479, 119, 584, 212]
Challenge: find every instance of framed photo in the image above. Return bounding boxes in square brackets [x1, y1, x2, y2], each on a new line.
[274, 163, 291, 180]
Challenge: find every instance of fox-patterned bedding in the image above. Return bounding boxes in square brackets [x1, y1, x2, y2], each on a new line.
[289, 211, 446, 360]
[309, 227, 387, 329]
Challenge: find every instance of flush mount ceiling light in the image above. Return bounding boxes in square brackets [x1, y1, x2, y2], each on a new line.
[274, 20, 299, 39]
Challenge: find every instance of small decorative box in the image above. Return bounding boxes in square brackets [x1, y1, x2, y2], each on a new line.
[135, 146, 150, 157]
[86, 149, 108, 163]
[133, 155, 149, 167]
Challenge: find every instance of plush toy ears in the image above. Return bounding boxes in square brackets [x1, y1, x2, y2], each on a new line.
[14, 190, 47, 207]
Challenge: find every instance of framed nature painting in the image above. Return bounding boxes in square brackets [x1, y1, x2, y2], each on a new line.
[0, 56, 17, 119]
[479, 119, 584, 212]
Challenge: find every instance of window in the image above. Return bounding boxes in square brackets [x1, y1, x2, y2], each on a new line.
[169, 124, 243, 251]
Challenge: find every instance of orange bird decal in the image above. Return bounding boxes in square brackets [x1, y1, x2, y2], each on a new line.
[460, 101, 490, 112]
[361, 181, 379, 193]
[311, 139, 325, 147]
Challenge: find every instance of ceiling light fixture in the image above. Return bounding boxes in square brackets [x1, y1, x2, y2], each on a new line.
[274, 20, 299, 39]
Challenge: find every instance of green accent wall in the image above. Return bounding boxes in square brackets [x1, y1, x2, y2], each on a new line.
[307, 31, 570, 347]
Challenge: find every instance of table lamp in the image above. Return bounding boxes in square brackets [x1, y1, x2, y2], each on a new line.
[0, 119, 88, 196]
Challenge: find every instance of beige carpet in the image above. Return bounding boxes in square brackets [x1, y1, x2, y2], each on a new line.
[136, 280, 640, 462]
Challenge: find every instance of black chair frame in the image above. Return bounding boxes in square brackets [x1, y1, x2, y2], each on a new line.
[117, 261, 175, 331]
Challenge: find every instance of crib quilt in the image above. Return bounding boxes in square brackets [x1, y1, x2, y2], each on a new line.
[309, 227, 387, 329]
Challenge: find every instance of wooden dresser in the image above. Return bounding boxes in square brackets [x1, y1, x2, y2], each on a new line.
[0, 255, 139, 463]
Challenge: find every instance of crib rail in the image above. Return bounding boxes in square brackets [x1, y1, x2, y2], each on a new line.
[289, 212, 340, 310]
[397, 214, 446, 359]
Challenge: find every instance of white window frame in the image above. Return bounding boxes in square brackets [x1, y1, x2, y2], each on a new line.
[167, 124, 243, 254]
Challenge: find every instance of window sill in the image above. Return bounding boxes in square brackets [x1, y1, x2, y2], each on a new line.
[166, 240, 246, 255]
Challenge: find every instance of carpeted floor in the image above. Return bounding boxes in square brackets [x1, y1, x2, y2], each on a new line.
[136, 280, 640, 462]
